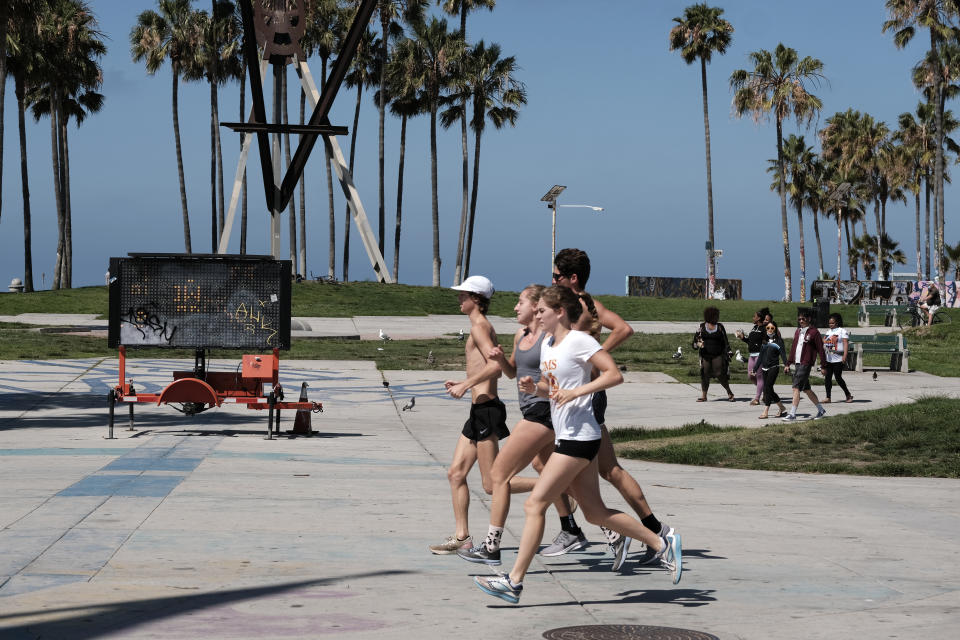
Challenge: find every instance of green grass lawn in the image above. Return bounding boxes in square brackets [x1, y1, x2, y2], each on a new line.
[610, 396, 960, 478]
[4, 280, 954, 327]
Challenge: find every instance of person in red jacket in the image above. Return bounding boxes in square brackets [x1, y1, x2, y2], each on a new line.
[783, 308, 828, 421]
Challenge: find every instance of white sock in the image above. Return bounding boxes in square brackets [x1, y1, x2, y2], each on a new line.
[790, 404, 798, 415]
[485, 526, 503, 552]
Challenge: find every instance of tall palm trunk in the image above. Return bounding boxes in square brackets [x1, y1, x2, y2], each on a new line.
[925, 170, 931, 279]
[49, 92, 64, 290]
[214, 78, 225, 246]
[322, 59, 336, 279]
[775, 120, 792, 300]
[298, 90, 307, 278]
[393, 113, 407, 281]
[430, 95, 441, 287]
[812, 207, 824, 280]
[343, 81, 362, 281]
[700, 57, 717, 298]
[835, 210, 842, 282]
[845, 218, 856, 280]
[378, 12, 388, 258]
[62, 117, 72, 287]
[210, 71, 218, 252]
[172, 64, 192, 252]
[240, 62, 247, 254]
[915, 190, 922, 280]
[796, 200, 806, 302]
[283, 73, 296, 267]
[464, 121, 482, 276]
[0, 0, 6, 226]
[933, 35, 945, 285]
[873, 198, 882, 280]
[16, 77, 33, 292]
[452, 105, 469, 285]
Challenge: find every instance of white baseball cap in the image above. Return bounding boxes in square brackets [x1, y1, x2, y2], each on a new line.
[451, 275, 494, 299]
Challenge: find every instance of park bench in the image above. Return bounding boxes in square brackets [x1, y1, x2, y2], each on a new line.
[857, 303, 912, 327]
[845, 333, 909, 373]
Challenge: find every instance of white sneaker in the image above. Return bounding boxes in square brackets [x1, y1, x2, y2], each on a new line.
[656, 530, 682, 584]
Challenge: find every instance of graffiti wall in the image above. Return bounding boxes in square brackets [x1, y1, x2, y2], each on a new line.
[626, 276, 743, 300]
[809, 280, 958, 307]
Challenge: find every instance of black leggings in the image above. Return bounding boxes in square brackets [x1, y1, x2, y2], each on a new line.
[823, 362, 850, 399]
[761, 367, 781, 407]
[700, 355, 731, 393]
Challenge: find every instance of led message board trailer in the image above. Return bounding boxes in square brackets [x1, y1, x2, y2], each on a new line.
[105, 254, 320, 440]
[108, 254, 292, 349]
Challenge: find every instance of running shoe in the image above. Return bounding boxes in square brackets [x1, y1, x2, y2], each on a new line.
[814, 407, 827, 420]
[636, 525, 675, 565]
[457, 543, 501, 566]
[474, 574, 522, 604]
[656, 530, 683, 584]
[429, 534, 472, 555]
[540, 530, 588, 557]
[781, 413, 797, 422]
[610, 534, 632, 571]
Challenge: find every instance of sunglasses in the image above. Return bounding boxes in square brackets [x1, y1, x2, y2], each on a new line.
[552, 272, 568, 282]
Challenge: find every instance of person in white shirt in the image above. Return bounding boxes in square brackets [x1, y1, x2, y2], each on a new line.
[821, 313, 853, 403]
[473, 286, 681, 604]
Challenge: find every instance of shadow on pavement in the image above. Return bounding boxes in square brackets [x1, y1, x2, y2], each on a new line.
[0, 571, 413, 640]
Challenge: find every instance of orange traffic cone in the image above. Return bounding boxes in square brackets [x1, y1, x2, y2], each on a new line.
[292, 382, 313, 436]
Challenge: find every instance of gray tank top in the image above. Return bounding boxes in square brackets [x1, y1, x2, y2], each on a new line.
[516, 329, 549, 410]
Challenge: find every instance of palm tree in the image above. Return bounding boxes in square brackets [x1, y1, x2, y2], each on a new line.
[191, 1, 239, 252]
[407, 16, 464, 286]
[851, 234, 877, 280]
[884, 0, 958, 285]
[5, 0, 45, 291]
[731, 43, 824, 301]
[895, 104, 936, 279]
[820, 109, 890, 280]
[441, 41, 525, 279]
[944, 240, 960, 280]
[131, 0, 200, 253]
[302, 0, 349, 279]
[384, 35, 425, 281]
[768, 134, 815, 301]
[804, 157, 831, 280]
[669, 3, 733, 299]
[341, 27, 379, 281]
[438, 0, 495, 285]
[30, 0, 106, 288]
[877, 143, 910, 279]
[373, 1, 426, 260]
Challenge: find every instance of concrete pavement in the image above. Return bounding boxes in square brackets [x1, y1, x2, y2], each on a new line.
[0, 347, 958, 639]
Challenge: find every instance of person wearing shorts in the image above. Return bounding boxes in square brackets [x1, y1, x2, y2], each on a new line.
[457, 285, 587, 566]
[473, 286, 681, 604]
[429, 276, 507, 555]
[783, 308, 828, 421]
[542, 248, 674, 569]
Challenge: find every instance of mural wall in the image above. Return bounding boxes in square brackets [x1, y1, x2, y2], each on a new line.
[626, 276, 743, 300]
[809, 280, 958, 307]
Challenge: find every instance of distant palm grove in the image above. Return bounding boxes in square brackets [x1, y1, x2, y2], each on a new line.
[3, 1, 960, 298]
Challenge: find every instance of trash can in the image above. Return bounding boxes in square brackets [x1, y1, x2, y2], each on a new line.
[813, 298, 830, 328]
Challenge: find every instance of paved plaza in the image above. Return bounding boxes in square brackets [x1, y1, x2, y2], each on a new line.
[1, 317, 958, 639]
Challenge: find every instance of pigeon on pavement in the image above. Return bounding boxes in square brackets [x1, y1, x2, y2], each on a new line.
[379, 328, 392, 341]
[873, 371, 878, 381]
[426, 350, 436, 365]
[735, 349, 745, 363]
[402, 397, 416, 411]
[458, 329, 465, 341]
[672, 346, 682, 360]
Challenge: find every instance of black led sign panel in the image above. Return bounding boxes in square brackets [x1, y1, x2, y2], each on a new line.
[108, 254, 292, 349]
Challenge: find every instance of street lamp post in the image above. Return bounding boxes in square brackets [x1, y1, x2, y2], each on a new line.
[541, 185, 566, 268]
[540, 186, 604, 268]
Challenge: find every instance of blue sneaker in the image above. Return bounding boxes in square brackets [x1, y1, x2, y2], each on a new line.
[781, 413, 796, 422]
[814, 406, 827, 420]
[656, 530, 683, 584]
[474, 574, 522, 604]
[458, 543, 501, 566]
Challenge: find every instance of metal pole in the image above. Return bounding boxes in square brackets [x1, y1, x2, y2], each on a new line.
[128, 403, 136, 432]
[107, 390, 116, 440]
[270, 62, 283, 259]
[551, 200, 557, 268]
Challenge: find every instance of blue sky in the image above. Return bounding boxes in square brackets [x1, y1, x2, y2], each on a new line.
[0, 0, 943, 300]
